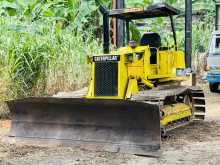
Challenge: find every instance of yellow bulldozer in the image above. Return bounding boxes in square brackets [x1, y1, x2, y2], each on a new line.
[7, 3, 206, 156]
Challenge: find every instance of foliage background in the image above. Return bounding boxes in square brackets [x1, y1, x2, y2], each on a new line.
[0, 0, 216, 100]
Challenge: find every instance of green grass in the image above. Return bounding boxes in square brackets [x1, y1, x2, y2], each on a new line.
[0, 17, 101, 99]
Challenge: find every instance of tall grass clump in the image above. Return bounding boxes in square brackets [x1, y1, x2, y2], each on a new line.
[0, 17, 101, 99]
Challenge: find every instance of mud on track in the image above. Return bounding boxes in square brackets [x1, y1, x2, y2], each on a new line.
[1, 85, 220, 165]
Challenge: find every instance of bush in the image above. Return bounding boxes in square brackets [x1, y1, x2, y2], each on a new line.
[0, 17, 101, 98]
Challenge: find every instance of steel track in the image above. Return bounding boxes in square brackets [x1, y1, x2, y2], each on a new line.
[131, 85, 206, 135]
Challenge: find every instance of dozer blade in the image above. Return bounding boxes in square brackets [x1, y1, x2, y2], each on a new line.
[7, 97, 161, 156]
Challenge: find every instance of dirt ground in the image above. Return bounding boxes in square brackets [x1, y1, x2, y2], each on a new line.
[1, 84, 220, 165]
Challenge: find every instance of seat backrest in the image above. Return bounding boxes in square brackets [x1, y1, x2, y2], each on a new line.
[140, 32, 162, 48]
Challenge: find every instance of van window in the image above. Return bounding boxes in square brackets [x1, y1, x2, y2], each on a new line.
[216, 38, 220, 49]
[209, 36, 220, 55]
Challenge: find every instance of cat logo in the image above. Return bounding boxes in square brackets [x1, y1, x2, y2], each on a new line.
[93, 55, 120, 62]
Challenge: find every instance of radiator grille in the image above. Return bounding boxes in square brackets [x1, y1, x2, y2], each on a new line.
[94, 62, 118, 96]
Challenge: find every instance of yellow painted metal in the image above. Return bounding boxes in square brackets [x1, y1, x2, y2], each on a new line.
[85, 40, 192, 131]
[141, 78, 154, 89]
[87, 44, 187, 100]
[125, 79, 139, 99]
[158, 76, 188, 83]
[160, 103, 192, 126]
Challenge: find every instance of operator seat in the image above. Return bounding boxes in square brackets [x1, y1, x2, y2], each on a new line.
[140, 32, 162, 64]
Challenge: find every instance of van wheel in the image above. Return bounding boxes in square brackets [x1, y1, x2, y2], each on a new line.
[209, 83, 219, 92]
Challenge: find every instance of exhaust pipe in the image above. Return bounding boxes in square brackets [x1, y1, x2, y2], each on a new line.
[185, 0, 192, 69]
[99, 6, 110, 54]
[113, 0, 125, 48]
[100, 0, 125, 53]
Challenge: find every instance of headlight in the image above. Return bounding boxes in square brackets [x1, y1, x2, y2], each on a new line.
[136, 52, 144, 60]
[129, 41, 137, 49]
[126, 53, 133, 62]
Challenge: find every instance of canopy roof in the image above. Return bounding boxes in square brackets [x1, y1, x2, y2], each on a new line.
[109, 3, 180, 20]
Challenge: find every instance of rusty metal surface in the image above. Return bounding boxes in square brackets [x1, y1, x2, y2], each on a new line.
[7, 97, 161, 156]
[109, 3, 180, 20]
